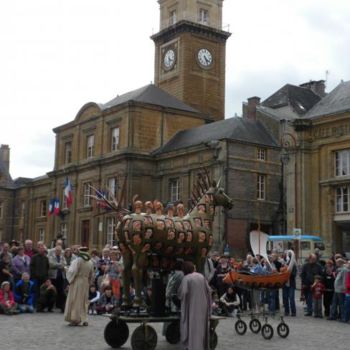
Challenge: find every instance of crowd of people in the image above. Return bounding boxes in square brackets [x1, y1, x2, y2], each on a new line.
[0, 238, 349, 326]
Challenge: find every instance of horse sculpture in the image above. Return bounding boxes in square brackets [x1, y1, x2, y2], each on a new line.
[115, 180, 233, 307]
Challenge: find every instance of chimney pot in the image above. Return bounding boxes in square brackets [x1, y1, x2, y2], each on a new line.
[245, 96, 261, 120]
[0, 144, 10, 173]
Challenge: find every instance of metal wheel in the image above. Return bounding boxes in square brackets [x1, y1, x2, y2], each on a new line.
[277, 322, 290, 338]
[235, 319, 247, 335]
[104, 319, 129, 348]
[165, 321, 180, 344]
[249, 318, 261, 334]
[209, 330, 218, 350]
[131, 324, 157, 350]
[261, 324, 274, 340]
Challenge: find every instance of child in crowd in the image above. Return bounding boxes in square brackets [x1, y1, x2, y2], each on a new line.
[14, 272, 35, 313]
[88, 285, 100, 315]
[311, 275, 325, 318]
[219, 285, 240, 316]
[0, 281, 19, 315]
[96, 286, 118, 314]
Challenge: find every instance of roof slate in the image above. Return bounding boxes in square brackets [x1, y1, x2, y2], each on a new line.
[154, 117, 278, 155]
[101, 84, 203, 116]
[305, 81, 350, 119]
[262, 84, 321, 116]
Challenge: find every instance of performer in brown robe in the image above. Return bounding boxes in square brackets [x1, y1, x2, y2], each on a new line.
[64, 247, 94, 326]
[178, 261, 212, 350]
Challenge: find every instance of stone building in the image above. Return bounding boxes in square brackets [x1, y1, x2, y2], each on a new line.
[1, 0, 283, 255]
[250, 80, 350, 256]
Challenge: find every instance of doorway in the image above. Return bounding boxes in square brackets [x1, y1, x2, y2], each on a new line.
[81, 220, 90, 247]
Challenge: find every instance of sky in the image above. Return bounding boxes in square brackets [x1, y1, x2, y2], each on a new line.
[1, 0, 350, 179]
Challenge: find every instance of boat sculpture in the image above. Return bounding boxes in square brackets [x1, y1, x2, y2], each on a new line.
[223, 263, 293, 289]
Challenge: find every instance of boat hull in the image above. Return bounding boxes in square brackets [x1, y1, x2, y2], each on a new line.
[223, 269, 290, 289]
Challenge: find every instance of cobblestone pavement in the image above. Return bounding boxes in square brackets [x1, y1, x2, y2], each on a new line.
[0, 299, 349, 350]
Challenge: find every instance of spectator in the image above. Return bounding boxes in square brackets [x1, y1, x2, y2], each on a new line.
[343, 260, 350, 323]
[311, 275, 325, 318]
[36, 279, 57, 312]
[96, 286, 118, 314]
[106, 250, 122, 300]
[165, 260, 184, 312]
[328, 258, 346, 321]
[282, 251, 297, 317]
[212, 256, 231, 297]
[0, 242, 13, 261]
[11, 246, 31, 283]
[219, 285, 240, 316]
[63, 248, 75, 267]
[0, 254, 13, 287]
[300, 254, 323, 316]
[23, 240, 37, 259]
[30, 245, 50, 307]
[322, 259, 335, 318]
[0, 281, 18, 315]
[48, 246, 66, 312]
[14, 272, 35, 313]
[88, 285, 100, 315]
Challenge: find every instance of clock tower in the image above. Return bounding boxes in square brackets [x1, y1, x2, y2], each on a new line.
[152, 0, 231, 121]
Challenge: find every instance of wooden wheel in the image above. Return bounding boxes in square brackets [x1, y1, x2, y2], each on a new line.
[165, 321, 180, 344]
[104, 319, 129, 348]
[131, 324, 157, 350]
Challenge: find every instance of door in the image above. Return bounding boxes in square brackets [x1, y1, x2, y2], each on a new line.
[81, 220, 90, 247]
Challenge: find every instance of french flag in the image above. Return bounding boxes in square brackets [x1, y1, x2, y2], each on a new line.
[64, 177, 73, 208]
[48, 199, 55, 217]
[54, 198, 60, 216]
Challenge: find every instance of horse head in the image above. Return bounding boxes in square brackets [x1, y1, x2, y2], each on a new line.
[206, 179, 233, 210]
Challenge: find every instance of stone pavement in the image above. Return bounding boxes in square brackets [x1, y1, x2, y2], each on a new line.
[0, 300, 349, 350]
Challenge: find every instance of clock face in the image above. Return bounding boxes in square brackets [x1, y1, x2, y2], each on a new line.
[197, 48, 213, 68]
[163, 49, 176, 70]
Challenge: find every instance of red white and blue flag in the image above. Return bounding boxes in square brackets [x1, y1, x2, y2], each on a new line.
[48, 199, 55, 217]
[64, 177, 73, 208]
[54, 198, 60, 216]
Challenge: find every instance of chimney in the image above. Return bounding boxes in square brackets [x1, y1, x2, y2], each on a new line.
[244, 96, 261, 120]
[0, 144, 10, 173]
[299, 80, 326, 97]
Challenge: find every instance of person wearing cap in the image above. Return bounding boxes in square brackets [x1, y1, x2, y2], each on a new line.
[64, 247, 94, 326]
[0, 281, 18, 315]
